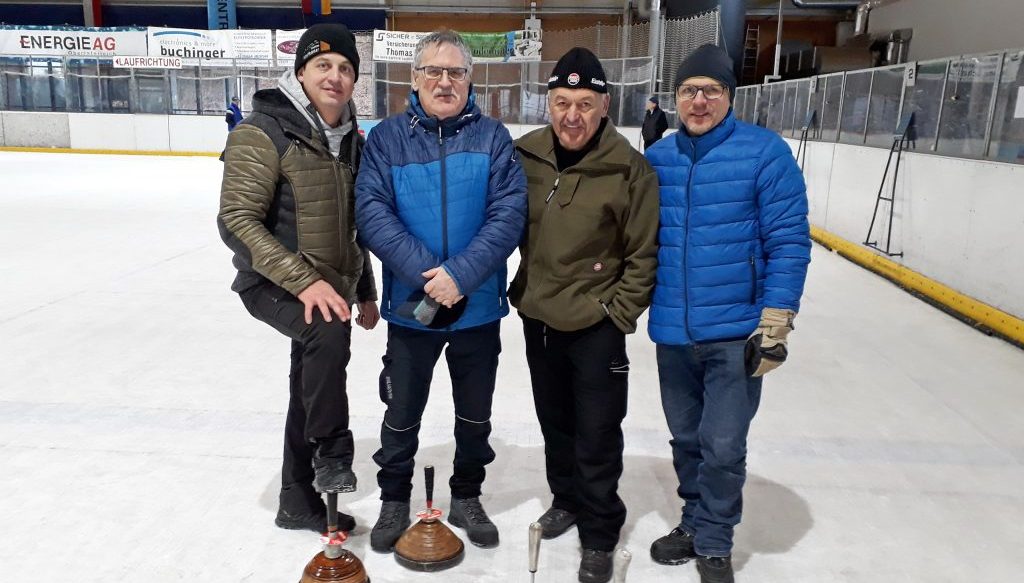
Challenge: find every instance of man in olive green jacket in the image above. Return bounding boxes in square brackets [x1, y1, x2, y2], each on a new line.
[217, 24, 378, 534]
[509, 47, 659, 583]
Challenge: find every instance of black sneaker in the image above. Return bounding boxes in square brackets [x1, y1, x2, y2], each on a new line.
[537, 507, 577, 539]
[274, 508, 356, 534]
[448, 497, 499, 548]
[370, 501, 411, 552]
[578, 548, 613, 583]
[311, 456, 356, 494]
[650, 527, 697, 565]
[697, 555, 735, 583]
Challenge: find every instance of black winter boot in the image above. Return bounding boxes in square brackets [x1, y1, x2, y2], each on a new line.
[650, 527, 697, 565]
[370, 501, 411, 552]
[448, 497, 499, 548]
[275, 507, 356, 533]
[312, 437, 356, 494]
[697, 555, 735, 583]
[578, 548, 613, 583]
[536, 507, 577, 539]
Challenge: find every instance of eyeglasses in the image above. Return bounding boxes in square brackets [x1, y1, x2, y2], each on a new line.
[677, 84, 727, 101]
[414, 66, 469, 82]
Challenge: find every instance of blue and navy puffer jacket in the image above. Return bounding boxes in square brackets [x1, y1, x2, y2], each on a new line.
[355, 92, 527, 331]
[645, 111, 810, 346]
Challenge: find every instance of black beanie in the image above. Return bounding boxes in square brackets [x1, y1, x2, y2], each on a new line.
[674, 44, 736, 97]
[548, 47, 608, 94]
[294, 23, 360, 81]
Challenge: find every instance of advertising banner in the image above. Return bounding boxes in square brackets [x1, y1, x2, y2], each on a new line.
[0, 26, 147, 58]
[113, 56, 183, 69]
[274, 29, 305, 68]
[147, 27, 273, 65]
[372, 29, 541, 64]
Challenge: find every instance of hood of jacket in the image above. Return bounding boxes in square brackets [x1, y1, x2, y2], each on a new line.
[251, 69, 357, 160]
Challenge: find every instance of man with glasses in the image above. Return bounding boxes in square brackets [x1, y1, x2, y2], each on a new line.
[355, 29, 526, 553]
[511, 47, 659, 583]
[218, 23, 379, 535]
[644, 44, 811, 583]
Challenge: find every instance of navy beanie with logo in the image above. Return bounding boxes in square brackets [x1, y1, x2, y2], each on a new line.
[294, 23, 360, 81]
[548, 47, 608, 94]
[674, 43, 736, 97]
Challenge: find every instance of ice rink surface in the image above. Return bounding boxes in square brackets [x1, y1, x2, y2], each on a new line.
[1, 151, 1023, 582]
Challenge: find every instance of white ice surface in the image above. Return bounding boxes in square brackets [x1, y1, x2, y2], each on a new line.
[1, 151, 1023, 582]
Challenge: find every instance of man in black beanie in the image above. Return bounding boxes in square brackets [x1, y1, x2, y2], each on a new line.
[644, 43, 811, 583]
[218, 22, 379, 535]
[511, 46, 659, 583]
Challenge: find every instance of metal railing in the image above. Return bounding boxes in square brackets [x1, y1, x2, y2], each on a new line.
[728, 48, 1024, 165]
[0, 14, 722, 127]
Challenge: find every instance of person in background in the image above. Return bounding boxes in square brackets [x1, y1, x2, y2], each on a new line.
[226, 96, 243, 131]
[641, 95, 668, 150]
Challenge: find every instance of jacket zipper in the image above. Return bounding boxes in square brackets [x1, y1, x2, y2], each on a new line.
[438, 125, 449, 260]
[684, 140, 696, 340]
[545, 175, 560, 204]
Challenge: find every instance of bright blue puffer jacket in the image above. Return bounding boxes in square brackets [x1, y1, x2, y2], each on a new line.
[355, 92, 527, 331]
[645, 111, 810, 346]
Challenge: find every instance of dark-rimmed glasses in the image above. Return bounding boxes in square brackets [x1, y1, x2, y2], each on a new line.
[414, 66, 469, 82]
[677, 84, 727, 101]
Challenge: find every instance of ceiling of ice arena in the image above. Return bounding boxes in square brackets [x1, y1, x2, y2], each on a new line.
[0, 0, 857, 17]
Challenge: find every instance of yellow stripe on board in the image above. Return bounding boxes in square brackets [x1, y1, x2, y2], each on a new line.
[811, 225, 1024, 345]
[0, 146, 220, 157]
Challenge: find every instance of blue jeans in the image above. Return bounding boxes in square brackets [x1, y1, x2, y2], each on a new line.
[656, 340, 763, 557]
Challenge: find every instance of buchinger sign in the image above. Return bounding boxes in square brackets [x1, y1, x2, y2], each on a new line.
[146, 27, 273, 65]
[0, 26, 147, 57]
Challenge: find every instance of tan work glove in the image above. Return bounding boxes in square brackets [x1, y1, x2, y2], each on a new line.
[744, 307, 796, 377]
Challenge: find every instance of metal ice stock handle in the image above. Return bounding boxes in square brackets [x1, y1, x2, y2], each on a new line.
[528, 521, 542, 574]
[612, 548, 632, 583]
[424, 465, 434, 509]
[326, 492, 338, 533]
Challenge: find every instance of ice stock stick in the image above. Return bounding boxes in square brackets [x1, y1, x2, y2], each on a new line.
[612, 548, 632, 583]
[528, 521, 542, 583]
[424, 465, 434, 511]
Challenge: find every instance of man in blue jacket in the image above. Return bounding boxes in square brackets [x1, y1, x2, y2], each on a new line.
[644, 44, 811, 583]
[225, 96, 243, 131]
[355, 29, 527, 554]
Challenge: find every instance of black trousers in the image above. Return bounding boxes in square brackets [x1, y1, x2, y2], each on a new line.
[240, 282, 353, 514]
[522, 315, 630, 552]
[373, 321, 501, 502]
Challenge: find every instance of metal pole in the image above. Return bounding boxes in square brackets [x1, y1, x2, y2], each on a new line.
[772, 0, 783, 78]
[982, 51, 1005, 159]
[862, 70, 875, 144]
[617, 58, 626, 126]
[649, 0, 662, 93]
[932, 59, 951, 152]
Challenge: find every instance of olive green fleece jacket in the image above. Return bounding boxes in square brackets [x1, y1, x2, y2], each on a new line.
[510, 120, 659, 333]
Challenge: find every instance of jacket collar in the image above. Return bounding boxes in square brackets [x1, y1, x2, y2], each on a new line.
[517, 117, 632, 173]
[674, 109, 736, 162]
[406, 90, 480, 137]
